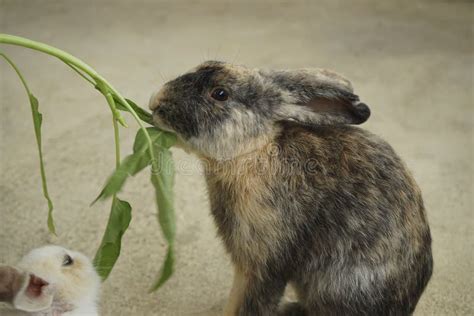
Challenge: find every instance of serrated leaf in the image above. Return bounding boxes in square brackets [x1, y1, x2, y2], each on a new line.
[93, 197, 132, 280]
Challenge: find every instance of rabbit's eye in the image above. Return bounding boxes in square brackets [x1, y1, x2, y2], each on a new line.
[210, 88, 229, 101]
[62, 254, 74, 266]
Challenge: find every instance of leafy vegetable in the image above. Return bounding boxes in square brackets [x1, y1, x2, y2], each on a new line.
[0, 53, 56, 235]
[1, 34, 179, 290]
[93, 128, 177, 288]
[93, 197, 132, 280]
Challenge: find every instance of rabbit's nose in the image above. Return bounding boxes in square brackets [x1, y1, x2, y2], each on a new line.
[148, 89, 167, 111]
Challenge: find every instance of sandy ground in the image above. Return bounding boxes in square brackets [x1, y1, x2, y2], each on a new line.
[0, 0, 472, 315]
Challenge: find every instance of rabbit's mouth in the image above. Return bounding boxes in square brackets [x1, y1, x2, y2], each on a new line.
[149, 90, 181, 134]
[151, 112, 175, 133]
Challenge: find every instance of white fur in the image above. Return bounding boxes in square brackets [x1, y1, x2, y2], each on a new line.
[17, 245, 101, 316]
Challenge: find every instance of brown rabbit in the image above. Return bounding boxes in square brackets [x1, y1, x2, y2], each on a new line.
[149, 61, 433, 316]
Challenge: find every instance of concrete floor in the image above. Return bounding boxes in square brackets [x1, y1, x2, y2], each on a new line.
[0, 0, 472, 315]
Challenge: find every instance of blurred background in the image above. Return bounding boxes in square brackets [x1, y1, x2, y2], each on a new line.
[1, 0, 472, 315]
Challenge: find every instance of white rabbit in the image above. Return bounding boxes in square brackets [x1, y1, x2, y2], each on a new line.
[0, 245, 100, 316]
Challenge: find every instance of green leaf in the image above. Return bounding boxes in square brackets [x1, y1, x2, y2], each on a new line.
[151, 147, 175, 242]
[93, 85, 151, 125]
[114, 97, 154, 125]
[93, 197, 132, 280]
[92, 123, 177, 289]
[93, 153, 150, 203]
[150, 141, 176, 291]
[98, 125, 177, 290]
[134, 127, 177, 152]
[29, 94, 55, 234]
[150, 245, 174, 292]
[148, 127, 177, 149]
[93, 128, 176, 203]
[1, 53, 56, 235]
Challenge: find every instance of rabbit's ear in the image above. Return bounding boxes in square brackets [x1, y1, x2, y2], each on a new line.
[263, 69, 370, 126]
[13, 273, 54, 312]
[0, 265, 24, 303]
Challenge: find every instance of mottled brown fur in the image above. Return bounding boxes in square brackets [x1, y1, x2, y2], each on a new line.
[150, 61, 432, 316]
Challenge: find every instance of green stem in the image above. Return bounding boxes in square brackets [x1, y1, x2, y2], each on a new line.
[97, 80, 121, 168]
[0, 34, 99, 78]
[112, 111, 121, 168]
[61, 60, 96, 86]
[112, 93, 159, 171]
[0, 34, 156, 168]
[0, 52, 32, 94]
[97, 81, 121, 232]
